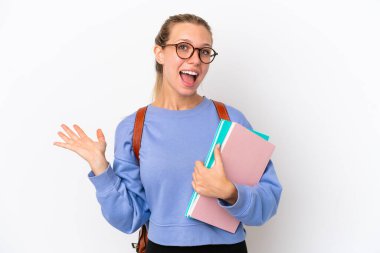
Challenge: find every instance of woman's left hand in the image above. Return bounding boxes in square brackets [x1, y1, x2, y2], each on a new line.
[192, 144, 238, 205]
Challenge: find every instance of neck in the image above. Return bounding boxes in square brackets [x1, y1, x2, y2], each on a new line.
[152, 93, 204, 110]
[152, 79, 204, 110]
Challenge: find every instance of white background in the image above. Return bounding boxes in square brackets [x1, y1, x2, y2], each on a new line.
[1, 0, 379, 252]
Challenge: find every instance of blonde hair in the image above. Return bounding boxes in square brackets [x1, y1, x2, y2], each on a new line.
[152, 14, 213, 101]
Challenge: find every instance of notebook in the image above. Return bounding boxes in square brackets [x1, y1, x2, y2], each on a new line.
[185, 119, 275, 233]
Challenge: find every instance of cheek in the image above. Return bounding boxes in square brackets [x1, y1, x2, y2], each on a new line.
[199, 65, 210, 80]
[163, 54, 184, 79]
[203, 65, 210, 75]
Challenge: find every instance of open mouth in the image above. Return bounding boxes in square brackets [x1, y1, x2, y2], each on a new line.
[179, 70, 199, 86]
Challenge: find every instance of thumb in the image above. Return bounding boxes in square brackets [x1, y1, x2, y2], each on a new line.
[96, 129, 106, 144]
[213, 144, 222, 165]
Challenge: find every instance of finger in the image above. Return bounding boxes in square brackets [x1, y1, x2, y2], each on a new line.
[192, 181, 197, 191]
[195, 160, 204, 170]
[192, 180, 202, 194]
[73, 124, 89, 139]
[57, 131, 72, 143]
[61, 124, 79, 140]
[195, 163, 207, 173]
[53, 141, 72, 150]
[192, 172, 197, 182]
[213, 144, 222, 165]
[194, 166, 201, 175]
[97, 129, 106, 144]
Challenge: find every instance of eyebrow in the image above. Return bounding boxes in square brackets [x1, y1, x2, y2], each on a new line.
[175, 39, 212, 47]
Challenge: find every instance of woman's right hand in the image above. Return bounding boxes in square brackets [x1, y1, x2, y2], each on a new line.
[53, 124, 109, 176]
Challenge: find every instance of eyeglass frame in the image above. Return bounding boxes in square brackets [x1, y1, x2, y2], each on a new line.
[162, 42, 218, 64]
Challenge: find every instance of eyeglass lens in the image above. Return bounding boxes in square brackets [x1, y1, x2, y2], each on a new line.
[176, 42, 216, 63]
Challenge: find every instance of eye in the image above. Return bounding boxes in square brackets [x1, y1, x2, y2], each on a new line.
[178, 43, 189, 51]
[201, 48, 212, 56]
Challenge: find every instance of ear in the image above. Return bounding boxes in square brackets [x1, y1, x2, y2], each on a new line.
[154, 45, 164, 64]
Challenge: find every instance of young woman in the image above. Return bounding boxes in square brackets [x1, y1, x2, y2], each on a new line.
[54, 14, 282, 253]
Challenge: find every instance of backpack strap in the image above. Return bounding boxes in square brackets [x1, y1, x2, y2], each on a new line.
[131, 106, 149, 252]
[132, 99, 230, 163]
[132, 106, 148, 163]
[212, 100, 230, 121]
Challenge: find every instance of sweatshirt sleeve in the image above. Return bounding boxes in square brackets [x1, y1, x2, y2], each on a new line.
[217, 105, 283, 226]
[87, 114, 150, 234]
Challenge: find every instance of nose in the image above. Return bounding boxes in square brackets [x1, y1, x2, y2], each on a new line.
[187, 49, 201, 65]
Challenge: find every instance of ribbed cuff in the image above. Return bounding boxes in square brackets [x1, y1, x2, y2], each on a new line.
[88, 164, 120, 194]
[218, 183, 253, 217]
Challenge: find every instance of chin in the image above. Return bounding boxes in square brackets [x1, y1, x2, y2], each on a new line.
[178, 89, 198, 97]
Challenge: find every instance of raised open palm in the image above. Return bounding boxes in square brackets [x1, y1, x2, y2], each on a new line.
[54, 124, 109, 175]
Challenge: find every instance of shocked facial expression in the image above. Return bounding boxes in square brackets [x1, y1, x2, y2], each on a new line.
[154, 22, 213, 97]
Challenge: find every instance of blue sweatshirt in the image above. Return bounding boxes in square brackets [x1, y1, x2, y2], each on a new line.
[88, 96, 282, 246]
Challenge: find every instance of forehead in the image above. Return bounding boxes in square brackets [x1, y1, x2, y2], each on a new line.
[168, 23, 212, 47]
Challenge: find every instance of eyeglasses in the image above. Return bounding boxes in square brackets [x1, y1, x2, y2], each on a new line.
[162, 42, 218, 64]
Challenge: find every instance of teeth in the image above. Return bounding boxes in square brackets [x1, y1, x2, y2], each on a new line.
[180, 70, 198, 76]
